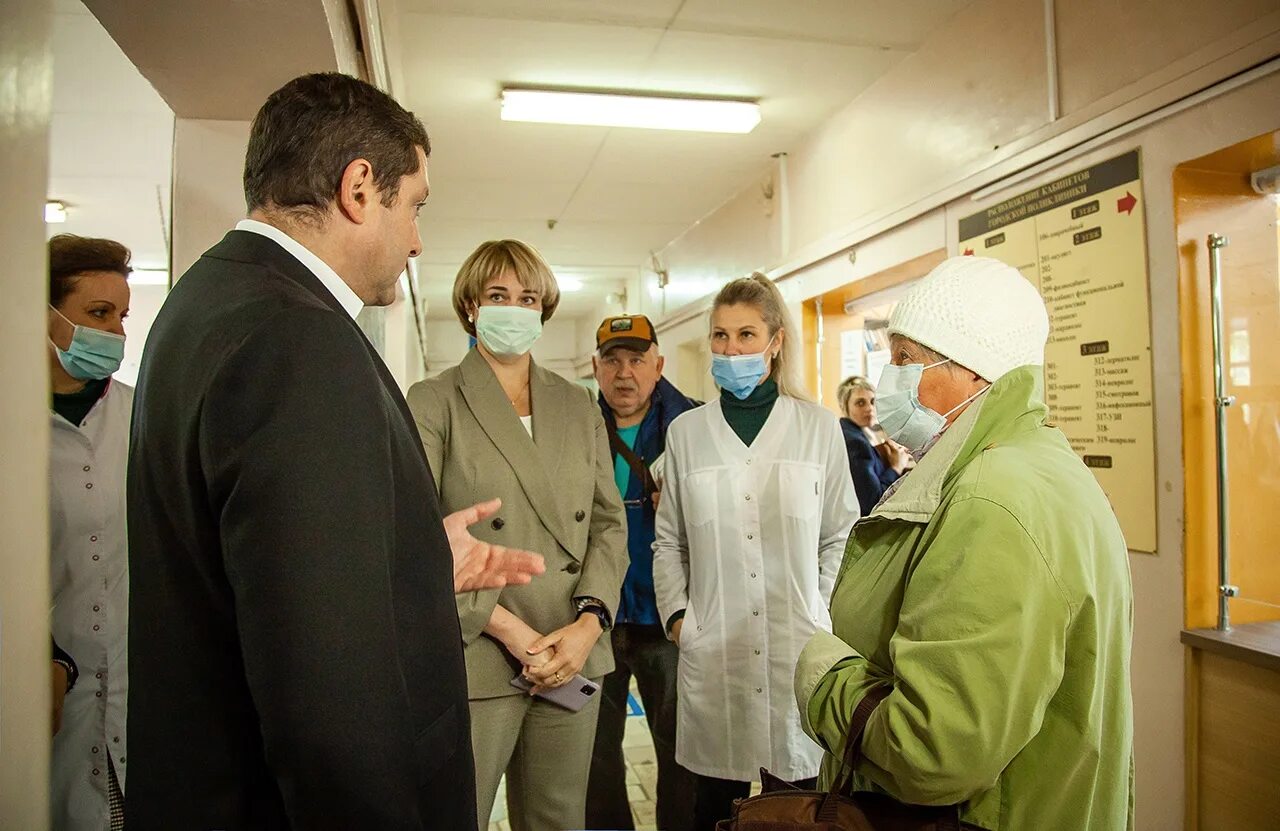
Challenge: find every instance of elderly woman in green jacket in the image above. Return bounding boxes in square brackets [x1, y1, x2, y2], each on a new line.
[794, 256, 1134, 830]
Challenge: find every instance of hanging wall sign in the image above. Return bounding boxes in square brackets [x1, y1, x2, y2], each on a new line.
[958, 149, 1157, 553]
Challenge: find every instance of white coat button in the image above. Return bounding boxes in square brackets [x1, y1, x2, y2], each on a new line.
[750, 572, 757, 578]
[92, 554, 100, 561]
[113, 737, 120, 744]
[85, 483, 93, 490]
[756, 688, 763, 693]
[754, 649, 761, 655]
[89, 535, 98, 542]
[747, 534, 754, 540]
[753, 611, 759, 616]
[92, 746, 99, 754]
[92, 768, 99, 776]
[745, 494, 752, 501]
[83, 465, 91, 472]
[92, 624, 100, 632]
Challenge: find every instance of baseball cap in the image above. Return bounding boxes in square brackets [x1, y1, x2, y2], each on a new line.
[596, 315, 658, 353]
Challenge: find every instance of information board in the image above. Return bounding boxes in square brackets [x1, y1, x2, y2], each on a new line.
[958, 150, 1157, 552]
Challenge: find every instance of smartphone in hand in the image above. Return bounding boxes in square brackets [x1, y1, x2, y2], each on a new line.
[510, 672, 600, 712]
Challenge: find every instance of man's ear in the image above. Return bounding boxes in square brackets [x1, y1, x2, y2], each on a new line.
[656, 355, 666, 375]
[337, 157, 375, 224]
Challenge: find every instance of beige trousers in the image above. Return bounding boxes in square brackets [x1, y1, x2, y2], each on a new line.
[470, 685, 602, 831]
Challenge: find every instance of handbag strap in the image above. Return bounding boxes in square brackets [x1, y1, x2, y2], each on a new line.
[607, 421, 657, 498]
[831, 684, 892, 796]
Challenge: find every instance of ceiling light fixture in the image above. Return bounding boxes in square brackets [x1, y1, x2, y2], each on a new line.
[45, 200, 68, 223]
[501, 88, 761, 134]
[557, 276, 584, 292]
[129, 269, 170, 286]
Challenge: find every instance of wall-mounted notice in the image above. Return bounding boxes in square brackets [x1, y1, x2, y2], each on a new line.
[840, 329, 865, 380]
[866, 350, 891, 389]
[958, 150, 1156, 553]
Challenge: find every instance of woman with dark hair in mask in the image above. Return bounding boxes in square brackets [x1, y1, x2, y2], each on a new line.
[46, 234, 133, 831]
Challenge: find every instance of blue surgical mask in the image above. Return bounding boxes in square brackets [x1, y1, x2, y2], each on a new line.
[475, 305, 543, 358]
[711, 337, 776, 400]
[876, 360, 987, 456]
[49, 306, 125, 381]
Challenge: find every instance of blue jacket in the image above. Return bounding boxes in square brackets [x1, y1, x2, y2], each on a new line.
[841, 417, 901, 516]
[598, 377, 699, 626]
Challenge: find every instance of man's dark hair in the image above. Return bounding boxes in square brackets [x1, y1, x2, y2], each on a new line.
[48, 234, 132, 307]
[243, 73, 430, 219]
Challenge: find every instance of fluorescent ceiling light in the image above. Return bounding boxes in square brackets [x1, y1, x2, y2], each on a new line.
[557, 276, 584, 292]
[129, 269, 169, 286]
[501, 89, 760, 134]
[45, 200, 68, 223]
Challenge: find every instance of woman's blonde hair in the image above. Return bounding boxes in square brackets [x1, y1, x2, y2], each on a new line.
[836, 375, 875, 416]
[451, 239, 561, 336]
[711, 272, 810, 400]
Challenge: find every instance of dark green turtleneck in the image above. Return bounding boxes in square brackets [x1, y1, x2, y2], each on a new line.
[720, 376, 779, 446]
[52, 377, 109, 427]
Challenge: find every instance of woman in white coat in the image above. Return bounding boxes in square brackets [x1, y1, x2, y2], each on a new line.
[46, 234, 133, 831]
[653, 273, 859, 829]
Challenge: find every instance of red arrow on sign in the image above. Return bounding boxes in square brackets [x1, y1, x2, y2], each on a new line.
[1117, 191, 1137, 215]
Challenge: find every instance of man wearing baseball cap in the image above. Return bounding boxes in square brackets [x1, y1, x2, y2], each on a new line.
[795, 256, 1134, 829]
[586, 315, 699, 831]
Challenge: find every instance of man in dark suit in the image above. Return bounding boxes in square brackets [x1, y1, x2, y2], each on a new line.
[125, 73, 543, 830]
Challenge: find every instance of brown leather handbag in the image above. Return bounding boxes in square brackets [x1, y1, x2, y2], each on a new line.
[716, 687, 965, 830]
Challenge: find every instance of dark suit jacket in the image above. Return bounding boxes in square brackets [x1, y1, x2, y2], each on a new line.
[840, 417, 901, 516]
[125, 230, 475, 830]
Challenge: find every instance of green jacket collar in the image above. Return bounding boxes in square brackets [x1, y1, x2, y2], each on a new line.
[871, 365, 1048, 523]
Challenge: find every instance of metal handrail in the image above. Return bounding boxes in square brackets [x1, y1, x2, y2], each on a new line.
[1207, 234, 1238, 631]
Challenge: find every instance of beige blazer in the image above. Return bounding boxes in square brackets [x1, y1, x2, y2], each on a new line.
[406, 348, 628, 699]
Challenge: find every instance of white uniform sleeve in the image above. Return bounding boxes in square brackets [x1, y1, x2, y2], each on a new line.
[817, 411, 859, 604]
[652, 421, 691, 634]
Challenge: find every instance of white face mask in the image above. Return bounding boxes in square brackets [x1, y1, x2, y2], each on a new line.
[474, 306, 543, 358]
[876, 360, 988, 456]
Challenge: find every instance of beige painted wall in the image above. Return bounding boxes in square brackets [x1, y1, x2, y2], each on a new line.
[0, 0, 53, 827]
[81, 0, 346, 120]
[649, 0, 1280, 298]
[171, 118, 252, 278]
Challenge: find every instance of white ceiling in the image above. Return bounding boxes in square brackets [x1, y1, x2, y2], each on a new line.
[395, 0, 972, 318]
[48, 0, 173, 272]
[46, 0, 973, 318]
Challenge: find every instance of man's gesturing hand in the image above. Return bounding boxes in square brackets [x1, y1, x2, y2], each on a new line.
[444, 499, 545, 593]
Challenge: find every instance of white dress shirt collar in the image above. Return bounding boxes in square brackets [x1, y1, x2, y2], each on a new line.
[234, 219, 364, 320]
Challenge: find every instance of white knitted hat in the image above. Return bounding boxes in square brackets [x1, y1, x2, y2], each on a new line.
[888, 256, 1049, 382]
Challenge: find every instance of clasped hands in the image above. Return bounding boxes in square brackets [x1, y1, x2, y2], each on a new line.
[515, 614, 604, 694]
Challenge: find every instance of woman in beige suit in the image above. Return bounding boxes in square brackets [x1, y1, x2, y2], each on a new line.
[407, 239, 628, 831]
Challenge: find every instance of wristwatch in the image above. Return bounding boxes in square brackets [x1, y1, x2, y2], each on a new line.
[574, 597, 613, 632]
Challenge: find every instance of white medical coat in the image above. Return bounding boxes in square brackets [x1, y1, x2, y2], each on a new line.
[49, 380, 132, 830]
[653, 396, 858, 781]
